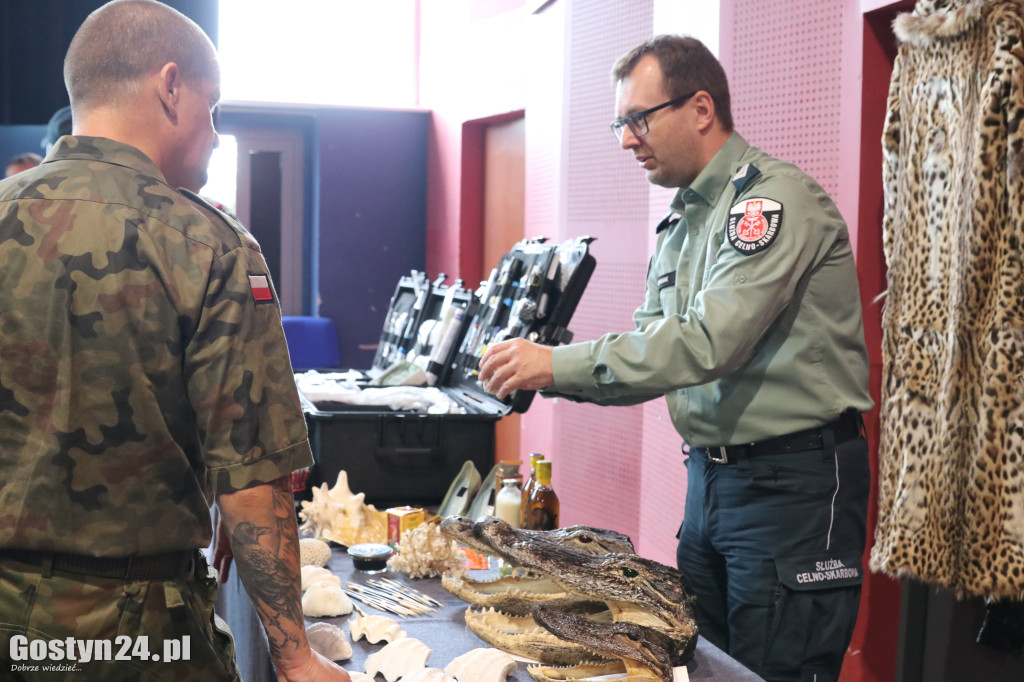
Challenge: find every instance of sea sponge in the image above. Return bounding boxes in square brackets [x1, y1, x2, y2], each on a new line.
[301, 583, 353, 617]
[306, 621, 352, 661]
[299, 537, 333, 567]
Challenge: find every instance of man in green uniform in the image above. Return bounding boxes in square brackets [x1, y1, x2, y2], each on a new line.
[480, 35, 873, 682]
[0, 2, 349, 681]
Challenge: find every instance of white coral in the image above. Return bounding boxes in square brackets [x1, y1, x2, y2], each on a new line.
[364, 637, 432, 682]
[306, 621, 352, 661]
[298, 471, 388, 546]
[301, 583, 353, 617]
[299, 537, 333, 567]
[386, 522, 465, 579]
[444, 647, 516, 682]
[348, 612, 406, 644]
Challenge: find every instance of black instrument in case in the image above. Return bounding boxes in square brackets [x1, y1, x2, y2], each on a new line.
[302, 236, 596, 507]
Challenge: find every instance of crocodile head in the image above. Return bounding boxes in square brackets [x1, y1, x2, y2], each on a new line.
[473, 516, 697, 681]
[441, 515, 634, 559]
[441, 515, 635, 617]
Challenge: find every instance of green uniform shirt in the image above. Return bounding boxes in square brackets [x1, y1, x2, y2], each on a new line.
[0, 136, 312, 556]
[551, 133, 873, 447]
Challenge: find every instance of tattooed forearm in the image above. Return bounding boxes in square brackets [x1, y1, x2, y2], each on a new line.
[219, 476, 308, 663]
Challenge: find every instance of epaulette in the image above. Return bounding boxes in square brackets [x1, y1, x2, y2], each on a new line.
[178, 188, 241, 229]
[731, 163, 761, 193]
[656, 211, 681, 234]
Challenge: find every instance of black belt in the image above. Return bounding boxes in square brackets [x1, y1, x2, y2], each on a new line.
[699, 410, 864, 464]
[0, 548, 195, 581]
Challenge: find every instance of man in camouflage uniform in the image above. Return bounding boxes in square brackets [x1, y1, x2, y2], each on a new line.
[0, 2, 350, 681]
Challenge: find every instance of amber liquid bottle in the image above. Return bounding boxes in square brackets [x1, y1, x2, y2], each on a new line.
[520, 453, 544, 526]
[525, 460, 559, 530]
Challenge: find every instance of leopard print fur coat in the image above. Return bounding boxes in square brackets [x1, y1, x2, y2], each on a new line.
[872, 0, 1024, 599]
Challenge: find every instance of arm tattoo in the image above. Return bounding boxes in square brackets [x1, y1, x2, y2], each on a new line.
[227, 477, 306, 661]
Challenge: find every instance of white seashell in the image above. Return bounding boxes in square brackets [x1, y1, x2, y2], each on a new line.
[301, 565, 336, 591]
[348, 612, 407, 644]
[444, 647, 517, 682]
[344, 672, 375, 682]
[306, 622, 352, 661]
[401, 668, 456, 682]
[364, 637, 432, 682]
[301, 583, 353, 617]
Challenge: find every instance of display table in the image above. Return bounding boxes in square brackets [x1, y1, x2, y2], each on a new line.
[215, 546, 764, 681]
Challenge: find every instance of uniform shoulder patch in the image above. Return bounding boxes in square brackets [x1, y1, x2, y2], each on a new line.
[248, 273, 275, 304]
[731, 163, 761, 192]
[727, 198, 782, 255]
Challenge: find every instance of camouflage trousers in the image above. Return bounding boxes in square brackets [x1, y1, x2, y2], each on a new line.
[0, 552, 240, 682]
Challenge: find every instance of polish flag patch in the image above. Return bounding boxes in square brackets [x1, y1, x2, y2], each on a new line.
[248, 274, 274, 303]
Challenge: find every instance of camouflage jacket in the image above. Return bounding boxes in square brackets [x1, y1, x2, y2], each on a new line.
[0, 136, 312, 556]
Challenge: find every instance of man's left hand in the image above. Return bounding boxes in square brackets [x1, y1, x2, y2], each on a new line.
[479, 338, 554, 399]
[212, 514, 233, 583]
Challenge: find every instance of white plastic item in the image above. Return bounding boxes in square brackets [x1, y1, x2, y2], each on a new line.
[494, 478, 523, 528]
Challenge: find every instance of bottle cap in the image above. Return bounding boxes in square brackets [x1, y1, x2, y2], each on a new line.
[536, 460, 552, 485]
[529, 453, 544, 467]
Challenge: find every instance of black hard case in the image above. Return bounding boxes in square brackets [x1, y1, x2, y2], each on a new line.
[304, 237, 596, 507]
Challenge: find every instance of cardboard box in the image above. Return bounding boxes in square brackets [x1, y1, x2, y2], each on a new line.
[387, 506, 424, 549]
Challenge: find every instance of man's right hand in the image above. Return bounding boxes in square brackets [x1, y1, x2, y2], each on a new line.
[479, 337, 554, 399]
[277, 648, 352, 682]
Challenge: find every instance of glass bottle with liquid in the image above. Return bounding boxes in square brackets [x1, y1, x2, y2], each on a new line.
[520, 453, 544, 527]
[525, 460, 559, 530]
[494, 477, 523, 528]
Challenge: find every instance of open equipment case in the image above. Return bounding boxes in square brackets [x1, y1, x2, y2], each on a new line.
[301, 236, 596, 508]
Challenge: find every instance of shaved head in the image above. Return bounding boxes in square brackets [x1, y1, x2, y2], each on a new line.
[64, 0, 218, 112]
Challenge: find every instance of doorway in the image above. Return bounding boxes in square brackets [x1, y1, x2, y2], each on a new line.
[479, 114, 525, 466]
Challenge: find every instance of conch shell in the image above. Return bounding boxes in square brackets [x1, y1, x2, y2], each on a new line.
[299, 471, 388, 546]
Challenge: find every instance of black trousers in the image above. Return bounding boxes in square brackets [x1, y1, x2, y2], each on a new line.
[677, 434, 869, 682]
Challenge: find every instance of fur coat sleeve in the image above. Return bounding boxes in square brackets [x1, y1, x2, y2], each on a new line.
[873, 0, 1024, 600]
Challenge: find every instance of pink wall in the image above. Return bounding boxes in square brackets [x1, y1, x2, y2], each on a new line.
[419, 0, 530, 280]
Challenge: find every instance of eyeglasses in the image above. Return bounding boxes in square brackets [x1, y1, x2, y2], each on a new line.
[610, 91, 697, 142]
